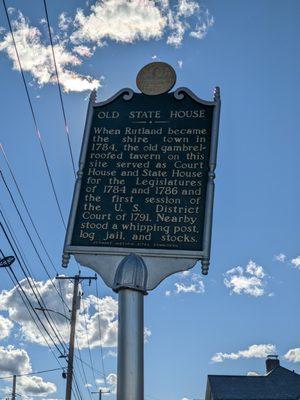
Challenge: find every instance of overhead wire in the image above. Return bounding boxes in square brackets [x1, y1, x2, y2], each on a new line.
[75, 338, 93, 400]
[0, 226, 66, 355]
[0, 244, 64, 358]
[0, 368, 63, 380]
[83, 308, 97, 386]
[95, 280, 107, 386]
[42, 0, 76, 177]
[0, 200, 70, 351]
[0, 170, 69, 309]
[0, 203, 89, 394]
[1, 0, 67, 229]
[1, 1, 92, 393]
[0, 262, 65, 373]
[0, 144, 57, 274]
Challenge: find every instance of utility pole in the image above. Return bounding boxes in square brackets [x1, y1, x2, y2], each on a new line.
[12, 375, 16, 400]
[92, 389, 110, 400]
[56, 274, 96, 400]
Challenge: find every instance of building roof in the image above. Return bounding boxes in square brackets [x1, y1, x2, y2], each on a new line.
[207, 366, 300, 400]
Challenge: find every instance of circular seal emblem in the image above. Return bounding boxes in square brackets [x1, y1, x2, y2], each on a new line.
[136, 62, 176, 95]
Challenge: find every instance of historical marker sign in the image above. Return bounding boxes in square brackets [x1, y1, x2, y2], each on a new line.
[63, 67, 220, 276]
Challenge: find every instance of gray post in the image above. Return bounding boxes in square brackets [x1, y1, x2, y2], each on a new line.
[113, 254, 147, 400]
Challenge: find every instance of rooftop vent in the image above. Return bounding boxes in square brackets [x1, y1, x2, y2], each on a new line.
[266, 355, 280, 373]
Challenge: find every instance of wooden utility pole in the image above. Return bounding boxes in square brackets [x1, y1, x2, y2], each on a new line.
[57, 274, 96, 400]
[12, 375, 16, 400]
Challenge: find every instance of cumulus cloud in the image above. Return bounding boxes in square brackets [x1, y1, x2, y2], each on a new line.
[166, 0, 213, 47]
[106, 373, 117, 394]
[0, 315, 13, 340]
[224, 260, 268, 297]
[0, 1, 213, 92]
[291, 256, 300, 268]
[0, 277, 150, 350]
[0, 346, 57, 398]
[274, 253, 286, 262]
[70, 0, 213, 48]
[71, 0, 166, 45]
[212, 344, 276, 363]
[0, 345, 31, 375]
[18, 375, 56, 398]
[284, 348, 300, 362]
[0, 11, 100, 92]
[165, 272, 204, 296]
[0, 277, 118, 349]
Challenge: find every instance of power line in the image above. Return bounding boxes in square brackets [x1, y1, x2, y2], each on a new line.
[0, 252, 66, 372]
[0, 144, 57, 274]
[83, 306, 97, 386]
[0, 171, 69, 309]
[0, 244, 64, 357]
[42, 0, 76, 176]
[0, 224, 66, 355]
[1, 0, 66, 229]
[0, 368, 63, 381]
[95, 280, 107, 386]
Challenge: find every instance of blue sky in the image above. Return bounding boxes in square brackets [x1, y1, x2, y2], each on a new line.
[0, 1, 300, 399]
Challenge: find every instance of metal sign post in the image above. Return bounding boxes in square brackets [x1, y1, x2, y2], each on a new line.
[62, 62, 221, 400]
[113, 254, 147, 400]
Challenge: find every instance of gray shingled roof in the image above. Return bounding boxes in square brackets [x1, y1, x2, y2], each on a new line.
[207, 366, 300, 400]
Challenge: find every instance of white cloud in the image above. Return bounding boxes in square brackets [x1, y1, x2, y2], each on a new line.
[0, 11, 100, 92]
[291, 256, 300, 268]
[166, 273, 205, 296]
[0, 315, 13, 340]
[0, 2, 213, 93]
[180, 270, 190, 277]
[144, 327, 151, 343]
[247, 371, 259, 376]
[212, 344, 276, 363]
[18, 375, 56, 398]
[190, 10, 214, 39]
[97, 373, 117, 394]
[274, 253, 286, 262]
[0, 347, 56, 397]
[106, 350, 117, 358]
[73, 45, 94, 57]
[0, 277, 151, 350]
[71, 0, 166, 45]
[0, 345, 31, 375]
[58, 12, 72, 31]
[107, 373, 117, 394]
[71, 0, 213, 48]
[224, 260, 268, 297]
[0, 277, 118, 349]
[177, 59, 183, 68]
[284, 348, 300, 362]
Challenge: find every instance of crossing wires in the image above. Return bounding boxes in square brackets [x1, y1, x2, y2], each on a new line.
[2, 0, 67, 230]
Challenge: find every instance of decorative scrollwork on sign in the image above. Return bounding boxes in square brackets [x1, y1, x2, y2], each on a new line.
[174, 88, 186, 100]
[123, 89, 134, 101]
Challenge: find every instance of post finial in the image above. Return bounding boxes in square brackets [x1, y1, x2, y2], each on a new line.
[214, 86, 220, 102]
[201, 259, 210, 275]
[90, 89, 97, 103]
[113, 253, 148, 293]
